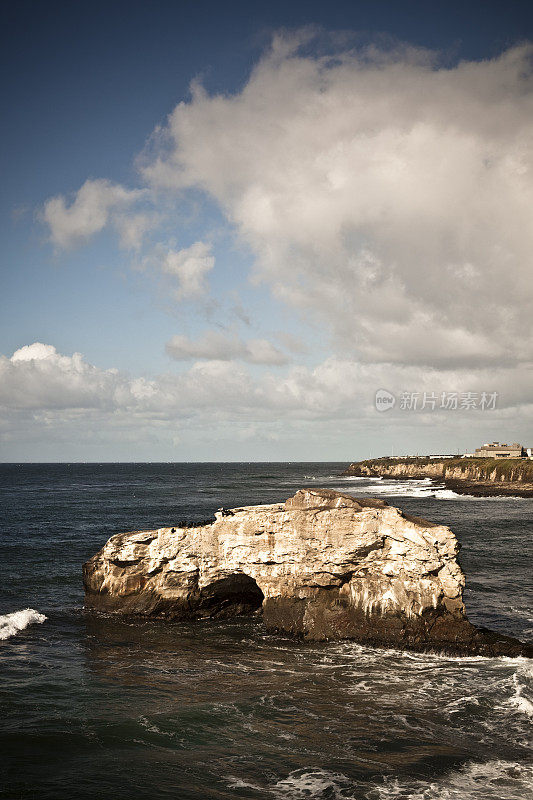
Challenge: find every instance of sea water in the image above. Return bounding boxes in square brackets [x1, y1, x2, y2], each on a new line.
[0, 463, 531, 799]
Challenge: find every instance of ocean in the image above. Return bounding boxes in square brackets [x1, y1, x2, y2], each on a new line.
[0, 462, 531, 799]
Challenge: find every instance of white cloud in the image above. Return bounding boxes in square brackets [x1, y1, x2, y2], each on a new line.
[140, 35, 533, 369]
[2, 342, 532, 419]
[2, 342, 532, 459]
[42, 179, 145, 249]
[157, 241, 215, 299]
[29, 35, 533, 458]
[0, 342, 140, 411]
[166, 330, 288, 364]
[10, 342, 57, 362]
[115, 212, 154, 251]
[274, 331, 308, 354]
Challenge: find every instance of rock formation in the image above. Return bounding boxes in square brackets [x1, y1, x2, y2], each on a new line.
[83, 488, 531, 656]
[344, 458, 533, 497]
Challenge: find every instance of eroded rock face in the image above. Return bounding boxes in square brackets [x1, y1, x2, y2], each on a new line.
[344, 459, 533, 497]
[83, 489, 530, 656]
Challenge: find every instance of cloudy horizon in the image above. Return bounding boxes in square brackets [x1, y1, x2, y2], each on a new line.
[2, 8, 532, 461]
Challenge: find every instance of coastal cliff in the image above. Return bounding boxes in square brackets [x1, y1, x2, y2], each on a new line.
[344, 458, 533, 497]
[83, 488, 530, 656]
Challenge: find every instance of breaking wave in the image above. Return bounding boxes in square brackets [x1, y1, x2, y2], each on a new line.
[271, 769, 353, 799]
[0, 608, 47, 641]
[338, 477, 508, 501]
[233, 759, 533, 800]
[373, 759, 533, 800]
[506, 664, 533, 718]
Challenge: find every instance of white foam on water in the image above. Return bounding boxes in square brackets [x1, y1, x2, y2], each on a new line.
[335, 478, 448, 500]
[225, 776, 265, 792]
[443, 694, 481, 714]
[339, 475, 379, 482]
[138, 715, 168, 736]
[334, 477, 524, 501]
[374, 759, 533, 800]
[271, 769, 353, 799]
[507, 668, 533, 717]
[0, 608, 47, 641]
[433, 488, 469, 500]
[233, 758, 533, 800]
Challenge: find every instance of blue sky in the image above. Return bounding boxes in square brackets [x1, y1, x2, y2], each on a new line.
[2, 1, 533, 461]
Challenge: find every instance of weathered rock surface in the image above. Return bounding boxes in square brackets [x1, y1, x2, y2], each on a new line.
[344, 458, 533, 497]
[83, 488, 531, 656]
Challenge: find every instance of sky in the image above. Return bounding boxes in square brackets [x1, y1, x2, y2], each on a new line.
[1, 0, 533, 462]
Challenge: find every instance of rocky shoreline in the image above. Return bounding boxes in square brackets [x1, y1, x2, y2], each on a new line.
[83, 488, 531, 657]
[344, 457, 533, 497]
[445, 478, 533, 497]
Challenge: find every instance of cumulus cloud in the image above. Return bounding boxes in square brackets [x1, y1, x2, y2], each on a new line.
[140, 34, 533, 369]
[166, 330, 288, 364]
[30, 35, 533, 458]
[3, 341, 533, 460]
[42, 179, 145, 249]
[157, 241, 215, 299]
[40, 35, 533, 368]
[0, 342, 154, 411]
[274, 331, 308, 354]
[2, 342, 531, 421]
[115, 212, 155, 251]
[0, 342, 259, 417]
[10, 342, 57, 363]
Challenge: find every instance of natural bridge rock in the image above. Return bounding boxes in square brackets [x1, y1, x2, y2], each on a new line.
[83, 488, 530, 656]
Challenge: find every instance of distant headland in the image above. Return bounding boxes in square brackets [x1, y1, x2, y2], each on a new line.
[344, 442, 533, 497]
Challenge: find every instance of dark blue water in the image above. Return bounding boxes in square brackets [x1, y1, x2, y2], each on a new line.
[0, 463, 531, 799]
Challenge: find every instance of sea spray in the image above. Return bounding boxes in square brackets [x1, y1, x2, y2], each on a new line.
[0, 608, 47, 641]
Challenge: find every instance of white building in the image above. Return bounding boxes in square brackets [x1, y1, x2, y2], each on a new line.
[474, 442, 523, 458]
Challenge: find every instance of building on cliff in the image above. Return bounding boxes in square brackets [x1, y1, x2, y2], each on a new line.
[474, 442, 523, 458]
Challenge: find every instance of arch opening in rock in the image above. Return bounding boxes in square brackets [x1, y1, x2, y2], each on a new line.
[195, 573, 264, 619]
